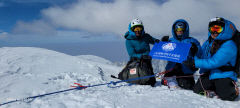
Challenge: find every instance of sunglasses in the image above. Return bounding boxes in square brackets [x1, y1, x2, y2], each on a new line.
[209, 25, 223, 34]
[133, 26, 143, 32]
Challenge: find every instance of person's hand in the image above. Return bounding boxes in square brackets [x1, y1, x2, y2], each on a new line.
[190, 42, 198, 55]
[182, 59, 195, 68]
[141, 55, 152, 60]
[161, 36, 169, 42]
[154, 39, 160, 43]
[130, 57, 139, 61]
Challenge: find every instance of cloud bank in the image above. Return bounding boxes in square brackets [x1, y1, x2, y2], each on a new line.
[0, 31, 8, 39]
[12, 20, 56, 36]
[13, 0, 240, 38]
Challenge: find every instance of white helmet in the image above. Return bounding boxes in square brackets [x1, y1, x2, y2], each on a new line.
[130, 18, 143, 29]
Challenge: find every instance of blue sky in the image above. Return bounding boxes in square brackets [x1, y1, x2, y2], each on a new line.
[0, 2, 49, 32]
[0, 0, 239, 62]
[0, 0, 77, 32]
[0, 0, 165, 32]
[0, 0, 240, 44]
[0, 0, 168, 44]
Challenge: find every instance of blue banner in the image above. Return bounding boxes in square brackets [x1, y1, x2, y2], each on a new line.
[149, 42, 191, 63]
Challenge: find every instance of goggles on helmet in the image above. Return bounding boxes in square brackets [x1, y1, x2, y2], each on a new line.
[209, 25, 224, 34]
[133, 26, 143, 32]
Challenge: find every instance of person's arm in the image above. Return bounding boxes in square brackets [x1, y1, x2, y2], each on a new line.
[195, 41, 237, 69]
[189, 38, 202, 57]
[125, 40, 142, 58]
[144, 33, 159, 44]
[161, 36, 170, 42]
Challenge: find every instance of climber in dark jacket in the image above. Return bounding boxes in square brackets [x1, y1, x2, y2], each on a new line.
[161, 19, 201, 90]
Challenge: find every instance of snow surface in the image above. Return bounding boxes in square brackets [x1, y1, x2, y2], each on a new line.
[0, 47, 239, 108]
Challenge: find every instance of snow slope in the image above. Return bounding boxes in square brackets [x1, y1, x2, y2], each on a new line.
[0, 47, 239, 108]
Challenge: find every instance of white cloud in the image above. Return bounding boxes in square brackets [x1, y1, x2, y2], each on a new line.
[40, 0, 240, 37]
[0, 31, 8, 38]
[12, 20, 57, 36]
[13, 0, 240, 38]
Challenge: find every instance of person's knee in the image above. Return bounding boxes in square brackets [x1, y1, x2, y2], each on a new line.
[218, 93, 238, 101]
[193, 86, 203, 94]
[192, 81, 205, 94]
[180, 84, 194, 90]
[177, 77, 194, 90]
[178, 81, 194, 90]
[214, 78, 239, 101]
[217, 89, 239, 101]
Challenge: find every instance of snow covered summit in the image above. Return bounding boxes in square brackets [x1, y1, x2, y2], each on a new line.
[0, 47, 239, 108]
[0, 47, 121, 108]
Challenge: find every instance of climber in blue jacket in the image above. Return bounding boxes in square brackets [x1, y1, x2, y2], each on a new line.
[161, 19, 201, 90]
[123, 18, 160, 86]
[183, 17, 239, 101]
[124, 18, 160, 59]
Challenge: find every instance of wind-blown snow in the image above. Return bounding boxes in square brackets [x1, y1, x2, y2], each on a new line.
[0, 47, 239, 108]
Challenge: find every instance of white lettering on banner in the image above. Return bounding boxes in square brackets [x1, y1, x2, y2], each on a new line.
[153, 52, 181, 60]
[150, 42, 191, 63]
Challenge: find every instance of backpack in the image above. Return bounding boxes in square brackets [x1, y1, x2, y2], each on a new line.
[210, 30, 240, 77]
[118, 58, 156, 86]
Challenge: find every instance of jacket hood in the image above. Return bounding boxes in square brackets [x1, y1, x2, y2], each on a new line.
[172, 19, 189, 40]
[125, 22, 145, 40]
[208, 19, 237, 40]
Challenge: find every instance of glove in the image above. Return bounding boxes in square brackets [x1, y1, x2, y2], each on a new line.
[161, 36, 169, 42]
[141, 55, 152, 60]
[182, 59, 195, 69]
[154, 39, 160, 43]
[190, 42, 198, 55]
[130, 57, 139, 61]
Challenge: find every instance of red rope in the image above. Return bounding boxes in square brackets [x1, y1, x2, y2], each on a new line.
[155, 68, 174, 77]
[162, 74, 203, 79]
[155, 67, 203, 79]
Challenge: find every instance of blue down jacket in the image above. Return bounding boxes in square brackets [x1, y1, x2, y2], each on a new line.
[195, 19, 238, 81]
[124, 23, 158, 59]
[165, 19, 201, 74]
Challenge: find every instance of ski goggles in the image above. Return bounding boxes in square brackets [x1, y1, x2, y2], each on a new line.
[175, 28, 185, 32]
[209, 25, 223, 34]
[133, 26, 143, 32]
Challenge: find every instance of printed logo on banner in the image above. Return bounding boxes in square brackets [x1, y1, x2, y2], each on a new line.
[149, 42, 191, 63]
[162, 43, 176, 52]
